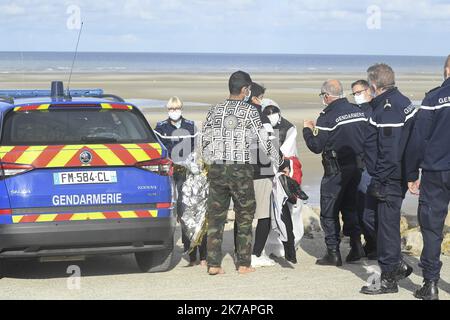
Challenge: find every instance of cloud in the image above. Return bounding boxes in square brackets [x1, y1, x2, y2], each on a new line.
[0, 3, 26, 16]
[0, 0, 448, 55]
[118, 33, 140, 43]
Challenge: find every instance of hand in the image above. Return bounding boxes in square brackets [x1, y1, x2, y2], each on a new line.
[408, 180, 420, 196]
[304, 120, 315, 130]
[279, 158, 291, 176]
[367, 180, 386, 202]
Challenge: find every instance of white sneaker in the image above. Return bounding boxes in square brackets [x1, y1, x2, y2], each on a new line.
[261, 253, 277, 266]
[251, 254, 276, 268]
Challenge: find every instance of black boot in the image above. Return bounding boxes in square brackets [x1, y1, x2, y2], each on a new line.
[316, 249, 342, 267]
[360, 271, 398, 295]
[346, 238, 365, 263]
[414, 279, 439, 300]
[395, 259, 413, 281]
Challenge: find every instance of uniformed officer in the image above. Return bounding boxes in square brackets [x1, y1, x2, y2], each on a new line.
[154, 97, 204, 266]
[154, 97, 196, 161]
[351, 80, 377, 260]
[360, 64, 415, 295]
[303, 80, 366, 266]
[351, 79, 373, 118]
[404, 55, 450, 300]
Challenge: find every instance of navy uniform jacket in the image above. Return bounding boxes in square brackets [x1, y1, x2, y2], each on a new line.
[364, 88, 417, 184]
[303, 98, 366, 164]
[359, 102, 373, 119]
[405, 78, 450, 181]
[354, 102, 373, 159]
[154, 117, 197, 162]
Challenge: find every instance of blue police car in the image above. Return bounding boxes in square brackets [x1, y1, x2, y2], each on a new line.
[0, 81, 176, 276]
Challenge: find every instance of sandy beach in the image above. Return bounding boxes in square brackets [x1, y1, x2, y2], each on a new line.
[1, 71, 442, 218]
[0, 71, 449, 300]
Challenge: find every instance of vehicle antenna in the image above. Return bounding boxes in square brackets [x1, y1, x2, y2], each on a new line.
[67, 22, 84, 96]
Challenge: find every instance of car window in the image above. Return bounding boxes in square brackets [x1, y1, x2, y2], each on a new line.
[1, 109, 157, 145]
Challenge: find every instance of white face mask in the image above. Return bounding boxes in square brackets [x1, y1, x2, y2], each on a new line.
[168, 110, 182, 122]
[267, 114, 280, 127]
[354, 94, 368, 105]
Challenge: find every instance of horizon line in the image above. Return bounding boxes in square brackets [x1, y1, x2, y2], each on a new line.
[0, 51, 446, 58]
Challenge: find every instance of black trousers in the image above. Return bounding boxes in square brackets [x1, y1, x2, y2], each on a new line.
[184, 234, 207, 262]
[418, 171, 450, 281]
[360, 191, 378, 249]
[376, 180, 404, 273]
[320, 164, 362, 250]
[281, 204, 296, 260]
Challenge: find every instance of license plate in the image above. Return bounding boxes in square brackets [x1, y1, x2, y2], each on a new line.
[53, 171, 118, 185]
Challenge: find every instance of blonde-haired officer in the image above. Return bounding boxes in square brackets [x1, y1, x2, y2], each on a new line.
[154, 97, 205, 266]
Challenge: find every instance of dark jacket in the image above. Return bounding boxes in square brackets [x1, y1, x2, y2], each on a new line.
[405, 78, 450, 181]
[364, 88, 416, 184]
[154, 117, 197, 162]
[303, 98, 366, 165]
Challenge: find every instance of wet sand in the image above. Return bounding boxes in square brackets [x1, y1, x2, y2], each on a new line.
[0, 72, 443, 218]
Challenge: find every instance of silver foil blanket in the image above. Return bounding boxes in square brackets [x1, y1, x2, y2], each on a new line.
[181, 155, 209, 251]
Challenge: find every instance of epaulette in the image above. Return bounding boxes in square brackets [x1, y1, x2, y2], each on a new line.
[184, 119, 194, 125]
[426, 86, 441, 95]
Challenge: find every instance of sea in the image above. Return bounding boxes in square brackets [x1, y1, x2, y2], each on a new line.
[0, 52, 445, 74]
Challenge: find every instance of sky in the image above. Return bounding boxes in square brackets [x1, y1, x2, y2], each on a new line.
[0, 0, 449, 56]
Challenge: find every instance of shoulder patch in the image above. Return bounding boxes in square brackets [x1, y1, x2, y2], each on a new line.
[313, 127, 319, 136]
[383, 99, 392, 110]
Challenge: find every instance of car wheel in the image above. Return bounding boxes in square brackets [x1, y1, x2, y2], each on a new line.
[0, 260, 4, 279]
[135, 238, 174, 273]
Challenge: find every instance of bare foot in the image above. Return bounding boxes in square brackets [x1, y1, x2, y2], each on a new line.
[208, 267, 225, 275]
[200, 260, 207, 267]
[238, 266, 256, 274]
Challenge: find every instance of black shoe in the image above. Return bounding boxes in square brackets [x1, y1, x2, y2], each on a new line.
[316, 249, 342, 267]
[414, 280, 439, 300]
[286, 256, 298, 264]
[395, 259, 413, 281]
[346, 238, 365, 263]
[360, 271, 399, 295]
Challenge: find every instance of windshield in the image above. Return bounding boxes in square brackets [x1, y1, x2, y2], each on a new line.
[1, 109, 157, 146]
